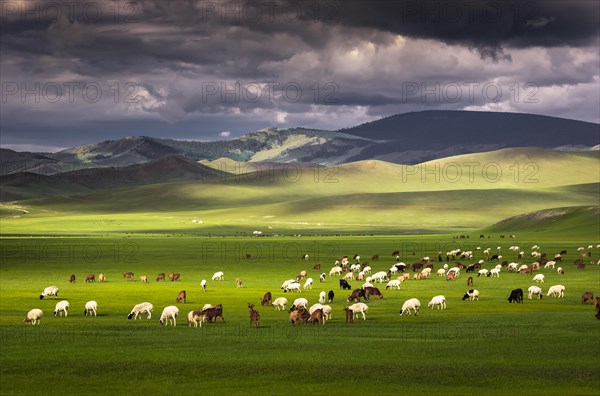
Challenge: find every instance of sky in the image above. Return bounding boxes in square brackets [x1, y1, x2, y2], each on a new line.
[1, 0, 599, 152]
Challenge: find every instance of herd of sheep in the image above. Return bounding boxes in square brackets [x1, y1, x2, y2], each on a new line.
[24, 244, 600, 326]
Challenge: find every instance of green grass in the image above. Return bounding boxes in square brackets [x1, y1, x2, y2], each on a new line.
[1, 236, 599, 395]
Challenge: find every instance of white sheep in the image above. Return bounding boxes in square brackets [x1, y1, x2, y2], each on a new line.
[462, 289, 479, 301]
[321, 305, 332, 321]
[159, 306, 179, 326]
[186, 310, 204, 327]
[292, 298, 308, 310]
[211, 271, 224, 281]
[518, 264, 529, 273]
[303, 278, 313, 290]
[436, 268, 446, 277]
[350, 264, 361, 272]
[200, 279, 207, 291]
[54, 300, 69, 317]
[329, 266, 342, 276]
[319, 291, 326, 304]
[399, 298, 421, 316]
[319, 272, 326, 282]
[40, 286, 59, 300]
[343, 272, 354, 281]
[420, 268, 432, 278]
[428, 295, 446, 310]
[309, 303, 324, 315]
[389, 266, 398, 275]
[557, 266, 564, 274]
[544, 261, 556, 269]
[272, 297, 288, 311]
[494, 264, 502, 270]
[357, 271, 365, 281]
[385, 279, 401, 290]
[362, 266, 372, 274]
[477, 269, 489, 277]
[448, 267, 461, 277]
[489, 268, 501, 277]
[285, 282, 301, 293]
[128, 302, 153, 320]
[547, 285, 565, 298]
[371, 271, 388, 283]
[84, 301, 97, 317]
[348, 302, 368, 320]
[533, 274, 545, 283]
[528, 286, 543, 299]
[361, 281, 374, 289]
[202, 303, 213, 311]
[23, 309, 43, 325]
[443, 263, 448, 270]
[507, 262, 519, 271]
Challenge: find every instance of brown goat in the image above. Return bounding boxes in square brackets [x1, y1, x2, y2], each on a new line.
[446, 272, 456, 281]
[156, 273, 165, 282]
[69, 274, 76, 283]
[343, 307, 354, 324]
[123, 272, 134, 280]
[308, 308, 324, 325]
[248, 303, 260, 327]
[467, 276, 474, 286]
[236, 278, 244, 288]
[577, 263, 586, 270]
[313, 264, 321, 271]
[169, 272, 180, 281]
[581, 292, 594, 304]
[85, 274, 95, 283]
[176, 290, 186, 303]
[289, 308, 309, 324]
[260, 292, 272, 306]
[364, 286, 383, 300]
[202, 304, 224, 322]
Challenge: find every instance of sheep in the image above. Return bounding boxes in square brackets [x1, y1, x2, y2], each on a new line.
[201, 279, 207, 291]
[385, 279, 401, 290]
[187, 310, 204, 327]
[420, 268, 432, 278]
[448, 267, 461, 277]
[428, 295, 446, 310]
[351, 264, 362, 272]
[123, 272, 134, 280]
[40, 286, 59, 300]
[477, 269, 489, 277]
[159, 306, 179, 326]
[547, 285, 565, 298]
[284, 282, 302, 293]
[319, 272, 326, 282]
[343, 272, 354, 281]
[362, 281, 374, 289]
[281, 279, 296, 290]
[517, 264, 529, 273]
[202, 304, 214, 311]
[489, 268, 501, 278]
[507, 262, 519, 272]
[462, 289, 479, 301]
[357, 271, 365, 281]
[23, 309, 43, 325]
[467, 276, 474, 286]
[212, 271, 224, 281]
[139, 275, 148, 283]
[156, 273, 166, 281]
[328, 290, 334, 302]
[303, 278, 313, 290]
[319, 291, 326, 304]
[371, 271, 388, 283]
[556, 267, 564, 274]
[309, 303, 324, 315]
[248, 303, 260, 327]
[329, 266, 342, 276]
[528, 286, 543, 300]
[347, 302, 369, 320]
[54, 300, 69, 317]
[544, 261, 556, 269]
[98, 273, 105, 282]
[436, 268, 446, 277]
[581, 292, 594, 304]
[84, 301, 97, 316]
[84, 274, 95, 283]
[533, 274, 545, 283]
[399, 298, 421, 316]
[313, 264, 321, 271]
[128, 302, 153, 320]
[236, 278, 244, 288]
[272, 297, 288, 311]
[389, 266, 398, 275]
[291, 298, 308, 310]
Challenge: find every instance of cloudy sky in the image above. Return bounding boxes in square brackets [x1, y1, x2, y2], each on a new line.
[1, 0, 599, 152]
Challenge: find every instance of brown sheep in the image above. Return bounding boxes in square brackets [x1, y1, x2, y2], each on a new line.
[69, 274, 76, 283]
[85, 274, 95, 283]
[176, 290, 186, 303]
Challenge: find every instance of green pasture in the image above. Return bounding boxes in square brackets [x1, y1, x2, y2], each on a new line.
[1, 236, 599, 395]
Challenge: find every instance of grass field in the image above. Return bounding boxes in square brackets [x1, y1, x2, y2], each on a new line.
[1, 235, 599, 395]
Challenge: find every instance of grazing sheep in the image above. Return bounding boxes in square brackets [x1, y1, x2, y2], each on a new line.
[303, 278, 313, 290]
[85, 274, 95, 283]
[139, 275, 148, 283]
[313, 264, 321, 271]
[348, 302, 369, 320]
[351, 264, 362, 273]
[84, 301, 97, 316]
[517, 264, 529, 273]
[581, 292, 594, 304]
[98, 273, 105, 282]
[329, 266, 342, 276]
[284, 282, 302, 293]
[556, 267, 564, 274]
[420, 268, 432, 278]
[40, 286, 59, 300]
[328, 290, 334, 302]
[236, 278, 244, 288]
[69, 274, 76, 283]
[212, 271, 224, 281]
[547, 285, 565, 298]
[261, 292, 272, 306]
[371, 271, 388, 283]
[319, 272, 326, 282]
[399, 298, 421, 316]
[159, 306, 179, 326]
[488, 268, 501, 278]
[507, 262, 519, 272]
[507, 288, 523, 303]
[201, 279, 207, 291]
[533, 274, 545, 283]
[389, 266, 398, 275]
[428, 295, 446, 310]
[544, 261, 556, 269]
[477, 269, 489, 277]
[23, 309, 43, 325]
[348, 288, 366, 303]
[54, 300, 69, 317]
[248, 304, 260, 327]
[187, 310, 204, 327]
[272, 297, 288, 311]
[319, 291, 326, 304]
[436, 268, 446, 277]
[202, 304, 214, 311]
[123, 272, 134, 280]
[343, 272, 354, 281]
[128, 302, 154, 320]
[462, 289, 479, 301]
[280, 279, 296, 290]
[156, 273, 166, 282]
[385, 279, 401, 290]
[291, 298, 308, 311]
[362, 266, 372, 275]
[339, 279, 352, 290]
[176, 290, 186, 303]
[528, 286, 543, 300]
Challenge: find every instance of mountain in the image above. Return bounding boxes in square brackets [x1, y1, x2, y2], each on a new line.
[1, 111, 598, 176]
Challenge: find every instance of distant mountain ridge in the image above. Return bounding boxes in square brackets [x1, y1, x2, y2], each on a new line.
[1, 111, 598, 175]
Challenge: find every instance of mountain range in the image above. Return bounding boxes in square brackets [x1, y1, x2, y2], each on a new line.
[2, 110, 598, 176]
